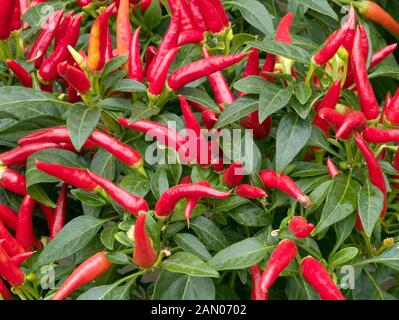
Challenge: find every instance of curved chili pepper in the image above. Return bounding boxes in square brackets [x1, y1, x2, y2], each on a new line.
[9, 251, 34, 267]
[357, 1, 399, 37]
[187, 0, 208, 32]
[0, 219, 25, 256]
[35, 161, 98, 191]
[128, 28, 143, 82]
[57, 61, 91, 94]
[143, 45, 156, 77]
[313, 7, 355, 65]
[351, 26, 379, 120]
[358, 25, 369, 61]
[0, 278, 13, 300]
[259, 170, 311, 207]
[67, 85, 81, 103]
[289, 216, 314, 238]
[118, 118, 189, 162]
[52, 251, 112, 300]
[116, 0, 132, 60]
[238, 48, 259, 97]
[15, 195, 35, 252]
[183, 181, 210, 225]
[223, 161, 244, 188]
[318, 80, 342, 110]
[49, 183, 68, 239]
[28, 10, 64, 65]
[168, 52, 248, 91]
[202, 110, 218, 130]
[260, 239, 297, 294]
[326, 159, 340, 178]
[0, 243, 25, 287]
[355, 132, 387, 217]
[146, 5, 180, 83]
[260, 54, 277, 82]
[235, 184, 267, 199]
[155, 184, 230, 217]
[384, 87, 399, 126]
[0, 167, 26, 196]
[202, 47, 235, 108]
[133, 213, 158, 269]
[250, 264, 267, 300]
[318, 108, 346, 130]
[196, 0, 227, 34]
[0, 204, 17, 231]
[105, 26, 114, 63]
[370, 43, 397, 70]
[6, 59, 32, 88]
[240, 113, 273, 140]
[335, 111, 367, 140]
[54, 12, 73, 50]
[10, 0, 21, 31]
[38, 203, 54, 232]
[178, 30, 204, 47]
[87, 4, 116, 72]
[90, 130, 143, 169]
[300, 257, 344, 300]
[363, 127, 399, 143]
[39, 13, 83, 82]
[87, 171, 149, 216]
[148, 47, 179, 96]
[174, 0, 197, 31]
[0, 0, 17, 40]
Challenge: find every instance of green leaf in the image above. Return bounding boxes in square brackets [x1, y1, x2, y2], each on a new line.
[357, 181, 384, 238]
[100, 224, 119, 250]
[70, 189, 108, 207]
[358, 245, 399, 270]
[120, 171, 150, 198]
[102, 55, 128, 78]
[208, 238, 273, 271]
[228, 0, 274, 35]
[329, 247, 358, 267]
[153, 270, 215, 300]
[294, 0, 338, 20]
[314, 176, 360, 234]
[161, 252, 219, 278]
[77, 284, 130, 300]
[190, 216, 229, 251]
[233, 76, 278, 95]
[67, 105, 101, 151]
[180, 88, 220, 113]
[143, 0, 162, 30]
[332, 214, 356, 256]
[258, 86, 293, 122]
[34, 216, 106, 269]
[215, 96, 258, 128]
[174, 233, 212, 261]
[90, 149, 115, 181]
[276, 113, 312, 173]
[228, 204, 271, 227]
[113, 79, 147, 93]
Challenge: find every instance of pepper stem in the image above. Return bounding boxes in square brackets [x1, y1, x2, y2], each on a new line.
[305, 62, 317, 87]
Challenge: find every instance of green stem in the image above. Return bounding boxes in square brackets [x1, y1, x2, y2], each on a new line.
[345, 141, 353, 163]
[305, 63, 317, 87]
[361, 232, 373, 257]
[364, 269, 384, 300]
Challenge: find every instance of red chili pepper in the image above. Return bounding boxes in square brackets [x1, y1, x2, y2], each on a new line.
[9, 251, 34, 267]
[52, 251, 112, 300]
[116, 0, 132, 61]
[240, 113, 273, 140]
[357, 1, 399, 37]
[39, 14, 83, 82]
[49, 184, 68, 239]
[0, 278, 13, 300]
[187, 0, 208, 32]
[35, 161, 98, 191]
[318, 80, 342, 110]
[87, 4, 116, 72]
[87, 171, 149, 216]
[76, 0, 92, 7]
[54, 12, 73, 50]
[0, 219, 25, 256]
[182, 180, 210, 224]
[384, 87, 399, 126]
[202, 47, 235, 108]
[207, 0, 229, 28]
[335, 111, 367, 140]
[168, 52, 248, 91]
[260, 54, 277, 82]
[140, 0, 152, 11]
[259, 170, 311, 207]
[6, 59, 32, 88]
[57, 61, 91, 94]
[67, 85, 81, 103]
[0, 0, 17, 40]
[143, 45, 156, 78]
[0, 204, 17, 231]
[18, 126, 97, 149]
[132, 213, 157, 269]
[0, 167, 26, 196]
[351, 26, 379, 120]
[318, 108, 346, 130]
[28, 10, 64, 66]
[300, 257, 344, 300]
[155, 183, 230, 217]
[289, 216, 314, 238]
[90, 130, 143, 169]
[260, 239, 297, 294]
[178, 30, 204, 47]
[10, 2, 21, 32]
[370, 43, 397, 70]
[174, 0, 197, 32]
[313, 7, 355, 65]
[363, 127, 399, 144]
[238, 48, 259, 98]
[15, 195, 35, 252]
[326, 159, 340, 178]
[148, 47, 179, 96]
[250, 264, 267, 300]
[202, 110, 218, 130]
[223, 161, 244, 188]
[0, 242, 25, 287]
[128, 28, 143, 82]
[358, 25, 369, 61]
[105, 26, 114, 63]
[118, 118, 189, 162]
[235, 184, 267, 199]
[146, 5, 180, 83]
[196, 0, 227, 34]
[355, 132, 387, 217]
